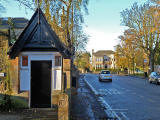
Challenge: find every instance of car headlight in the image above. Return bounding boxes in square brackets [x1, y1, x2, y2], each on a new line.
[158, 78, 160, 82]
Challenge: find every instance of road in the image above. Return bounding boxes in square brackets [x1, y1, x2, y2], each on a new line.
[85, 74, 160, 120]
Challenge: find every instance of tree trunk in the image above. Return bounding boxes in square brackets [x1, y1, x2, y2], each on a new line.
[131, 57, 135, 75]
[149, 53, 155, 73]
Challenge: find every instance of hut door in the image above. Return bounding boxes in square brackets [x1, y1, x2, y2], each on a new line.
[31, 61, 52, 108]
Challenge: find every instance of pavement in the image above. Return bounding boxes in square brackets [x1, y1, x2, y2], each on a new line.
[71, 74, 107, 120]
[0, 108, 58, 120]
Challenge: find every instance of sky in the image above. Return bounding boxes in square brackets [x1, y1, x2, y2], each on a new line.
[84, 0, 147, 52]
[1, 0, 147, 52]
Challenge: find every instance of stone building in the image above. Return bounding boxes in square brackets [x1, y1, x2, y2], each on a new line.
[91, 49, 115, 70]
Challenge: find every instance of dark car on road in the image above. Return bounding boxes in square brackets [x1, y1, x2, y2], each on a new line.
[99, 70, 112, 82]
[149, 72, 160, 85]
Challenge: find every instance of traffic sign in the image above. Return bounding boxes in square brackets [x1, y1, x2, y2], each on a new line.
[144, 59, 147, 63]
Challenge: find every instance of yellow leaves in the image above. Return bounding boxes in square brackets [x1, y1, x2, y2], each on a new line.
[150, 27, 157, 33]
[150, 0, 160, 5]
[115, 28, 145, 70]
[74, 52, 90, 69]
[35, 0, 42, 7]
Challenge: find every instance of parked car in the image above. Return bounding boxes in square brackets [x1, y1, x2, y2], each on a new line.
[99, 70, 112, 82]
[149, 72, 160, 85]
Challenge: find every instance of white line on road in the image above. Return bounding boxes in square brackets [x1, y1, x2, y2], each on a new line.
[148, 99, 155, 103]
[139, 95, 144, 98]
[84, 76, 98, 96]
[99, 97, 122, 120]
[107, 90, 112, 95]
[84, 75, 123, 120]
[111, 109, 128, 111]
[121, 112, 130, 120]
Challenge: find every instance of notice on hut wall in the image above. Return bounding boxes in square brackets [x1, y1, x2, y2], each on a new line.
[63, 59, 71, 71]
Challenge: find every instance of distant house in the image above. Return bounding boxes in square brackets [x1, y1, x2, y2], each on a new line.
[0, 17, 28, 40]
[0, 17, 28, 29]
[91, 49, 115, 70]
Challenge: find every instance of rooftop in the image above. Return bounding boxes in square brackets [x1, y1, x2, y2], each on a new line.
[0, 17, 28, 29]
[93, 50, 114, 56]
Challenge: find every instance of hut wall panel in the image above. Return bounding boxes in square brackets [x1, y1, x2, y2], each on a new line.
[19, 52, 62, 92]
[20, 68, 30, 91]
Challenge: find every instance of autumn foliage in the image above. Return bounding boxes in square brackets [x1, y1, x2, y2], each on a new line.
[117, 0, 160, 73]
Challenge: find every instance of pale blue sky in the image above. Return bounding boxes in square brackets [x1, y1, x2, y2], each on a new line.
[84, 0, 147, 52]
[1, 0, 147, 52]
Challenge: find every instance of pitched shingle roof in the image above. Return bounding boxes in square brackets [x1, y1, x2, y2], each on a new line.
[8, 8, 71, 59]
[93, 50, 114, 57]
[0, 17, 28, 29]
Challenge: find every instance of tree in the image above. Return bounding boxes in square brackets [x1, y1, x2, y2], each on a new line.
[150, 0, 160, 4]
[114, 44, 128, 72]
[74, 52, 91, 72]
[0, 2, 12, 93]
[115, 28, 147, 74]
[0, 0, 6, 14]
[15, 0, 89, 54]
[120, 2, 160, 72]
[0, 31, 11, 93]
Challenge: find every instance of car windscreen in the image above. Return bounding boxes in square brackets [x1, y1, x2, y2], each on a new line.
[101, 71, 110, 74]
[152, 72, 158, 76]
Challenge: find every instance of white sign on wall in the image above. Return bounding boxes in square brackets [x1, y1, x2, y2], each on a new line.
[0, 73, 6, 77]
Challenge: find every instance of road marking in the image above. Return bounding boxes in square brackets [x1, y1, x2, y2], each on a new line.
[148, 99, 155, 103]
[139, 95, 144, 98]
[84, 76, 98, 95]
[84, 74, 129, 120]
[99, 89, 122, 95]
[126, 89, 130, 92]
[111, 109, 128, 111]
[120, 112, 129, 120]
[99, 97, 122, 120]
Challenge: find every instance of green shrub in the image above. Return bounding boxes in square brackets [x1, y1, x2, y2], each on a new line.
[0, 94, 12, 111]
[0, 94, 28, 111]
[10, 96, 28, 109]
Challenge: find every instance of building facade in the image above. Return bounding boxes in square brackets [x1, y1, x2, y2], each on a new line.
[92, 50, 115, 70]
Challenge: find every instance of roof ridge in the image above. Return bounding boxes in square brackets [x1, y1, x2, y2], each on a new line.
[8, 8, 71, 59]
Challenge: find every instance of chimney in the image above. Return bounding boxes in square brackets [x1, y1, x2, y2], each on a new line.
[92, 49, 94, 54]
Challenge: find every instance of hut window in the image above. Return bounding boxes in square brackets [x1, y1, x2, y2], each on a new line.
[55, 56, 61, 66]
[22, 56, 28, 66]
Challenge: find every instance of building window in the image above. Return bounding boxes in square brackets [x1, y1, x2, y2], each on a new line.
[105, 65, 108, 69]
[96, 64, 98, 69]
[55, 56, 61, 66]
[99, 58, 101, 62]
[22, 56, 28, 66]
[101, 64, 103, 68]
